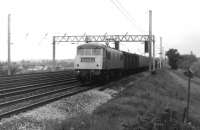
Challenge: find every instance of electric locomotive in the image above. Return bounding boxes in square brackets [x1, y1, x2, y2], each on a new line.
[74, 42, 149, 81]
[74, 43, 123, 81]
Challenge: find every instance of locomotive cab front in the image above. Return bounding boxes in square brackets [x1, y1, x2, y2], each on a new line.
[74, 43, 104, 80]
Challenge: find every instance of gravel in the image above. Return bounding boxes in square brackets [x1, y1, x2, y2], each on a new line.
[0, 89, 113, 130]
[23, 89, 112, 120]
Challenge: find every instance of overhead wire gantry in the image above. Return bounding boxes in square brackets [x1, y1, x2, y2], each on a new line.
[52, 34, 156, 72]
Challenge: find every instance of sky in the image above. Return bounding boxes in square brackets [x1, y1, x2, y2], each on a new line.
[0, 0, 199, 61]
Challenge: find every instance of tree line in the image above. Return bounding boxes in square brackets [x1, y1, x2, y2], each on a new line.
[166, 49, 200, 77]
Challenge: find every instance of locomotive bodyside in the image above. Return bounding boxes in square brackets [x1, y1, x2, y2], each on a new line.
[102, 47, 124, 79]
[103, 47, 123, 70]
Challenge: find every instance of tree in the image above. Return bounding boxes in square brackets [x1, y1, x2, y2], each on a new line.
[166, 49, 180, 69]
[178, 54, 197, 70]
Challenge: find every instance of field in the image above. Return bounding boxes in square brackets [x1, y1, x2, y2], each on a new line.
[0, 59, 74, 75]
[51, 69, 200, 130]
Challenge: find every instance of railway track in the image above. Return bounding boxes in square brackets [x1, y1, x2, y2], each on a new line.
[0, 84, 95, 119]
[0, 70, 73, 79]
[0, 70, 99, 119]
[0, 73, 75, 89]
[0, 70, 74, 84]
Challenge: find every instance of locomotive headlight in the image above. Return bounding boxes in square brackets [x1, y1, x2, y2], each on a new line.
[96, 64, 99, 67]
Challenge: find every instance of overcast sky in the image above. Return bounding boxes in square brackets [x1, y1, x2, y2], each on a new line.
[0, 0, 199, 61]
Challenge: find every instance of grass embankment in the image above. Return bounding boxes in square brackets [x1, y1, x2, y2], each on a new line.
[173, 69, 200, 86]
[50, 69, 200, 130]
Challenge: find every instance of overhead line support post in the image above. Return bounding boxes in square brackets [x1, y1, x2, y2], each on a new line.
[53, 36, 56, 71]
[149, 10, 152, 72]
[148, 37, 152, 72]
[160, 37, 162, 69]
[152, 35, 155, 72]
[8, 14, 11, 75]
[163, 47, 166, 67]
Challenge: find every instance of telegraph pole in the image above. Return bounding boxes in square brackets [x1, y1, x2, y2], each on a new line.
[8, 14, 11, 75]
[148, 10, 152, 72]
[52, 36, 56, 71]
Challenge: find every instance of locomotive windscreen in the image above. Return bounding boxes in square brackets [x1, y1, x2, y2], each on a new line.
[77, 48, 101, 56]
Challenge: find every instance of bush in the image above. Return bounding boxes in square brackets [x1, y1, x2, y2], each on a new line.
[191, 61, 200, 77]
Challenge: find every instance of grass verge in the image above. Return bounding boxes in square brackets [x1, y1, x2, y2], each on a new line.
[51, 69, 200, 130]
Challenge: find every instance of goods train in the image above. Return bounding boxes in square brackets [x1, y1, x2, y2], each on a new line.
[74, 42, 149, 81]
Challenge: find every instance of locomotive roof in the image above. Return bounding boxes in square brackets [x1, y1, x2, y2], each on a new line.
[77, 43, 148, 58]
[77, 43, 107, 49]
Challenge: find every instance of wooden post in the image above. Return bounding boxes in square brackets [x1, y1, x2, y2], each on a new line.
[186, 75, 191, 122]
